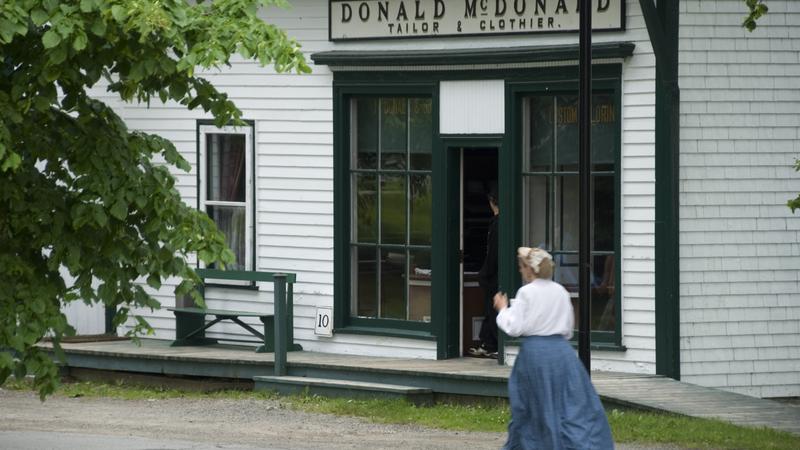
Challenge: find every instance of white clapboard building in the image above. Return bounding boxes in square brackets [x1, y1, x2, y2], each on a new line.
[65, 0, 800, 399]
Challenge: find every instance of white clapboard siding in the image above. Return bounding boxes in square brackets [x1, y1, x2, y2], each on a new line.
[679, 0, 800, 398]
[439, 80, 505, 134]
[94, 0, 661, 364]
[62, 301, 106, 335]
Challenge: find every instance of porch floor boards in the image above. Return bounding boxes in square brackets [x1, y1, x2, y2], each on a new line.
[50, 339, 800, 436]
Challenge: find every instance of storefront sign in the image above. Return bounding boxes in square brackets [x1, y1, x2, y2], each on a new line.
[330, 0, 624, 40]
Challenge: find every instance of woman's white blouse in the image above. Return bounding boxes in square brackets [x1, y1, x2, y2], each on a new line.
[496, 278, 574, 339]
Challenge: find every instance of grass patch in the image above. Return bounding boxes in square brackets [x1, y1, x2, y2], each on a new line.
[291, 394, 510, 432]
[4, 377, 799, 449]
[607, 409, 799, 450]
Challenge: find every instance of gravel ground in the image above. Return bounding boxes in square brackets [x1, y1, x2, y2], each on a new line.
[0, 389, 686, 449]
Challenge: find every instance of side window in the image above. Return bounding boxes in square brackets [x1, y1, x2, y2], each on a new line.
[198, 124, 254, 271]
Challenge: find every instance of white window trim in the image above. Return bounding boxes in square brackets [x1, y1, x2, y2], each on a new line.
[198, 124, 255, 274]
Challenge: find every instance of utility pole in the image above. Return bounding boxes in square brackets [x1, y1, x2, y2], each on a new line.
[578, 0, 593, 373]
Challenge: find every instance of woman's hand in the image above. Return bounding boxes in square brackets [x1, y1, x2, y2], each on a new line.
[493, 291, 509, 311]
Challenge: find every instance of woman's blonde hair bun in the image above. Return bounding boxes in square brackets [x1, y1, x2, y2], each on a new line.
[517, 247, 554, 279]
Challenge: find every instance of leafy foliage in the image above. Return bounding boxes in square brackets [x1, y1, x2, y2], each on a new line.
[0, 0, 309, 399]
[789, 159, 800, 213]
[743, 0, 768, 32]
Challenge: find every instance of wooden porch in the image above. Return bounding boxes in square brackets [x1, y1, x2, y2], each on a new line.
[46, 339, 800, 436]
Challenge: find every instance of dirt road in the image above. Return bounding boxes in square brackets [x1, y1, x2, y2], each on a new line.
[1, 388, 688, 449]
[0, 389, 505, 449]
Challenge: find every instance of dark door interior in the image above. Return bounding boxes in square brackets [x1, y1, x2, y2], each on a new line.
[461, 148, 498, 355]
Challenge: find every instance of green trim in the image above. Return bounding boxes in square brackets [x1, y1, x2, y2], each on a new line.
[333, 86, 348, 330]
[203, 283, 259, 291]
[333, 64, 624, 84]
[579, 341, 628, 352]
[653, 0, 681, 380]
[333, 326, 437, 341]
[507, 338, 627, 352]
[431, 126, 460, 359]
[312, 42, 635, 67]
[347, 316, 432, 332]
[197, 268, 296, 284]
[638, 0, 674, 79]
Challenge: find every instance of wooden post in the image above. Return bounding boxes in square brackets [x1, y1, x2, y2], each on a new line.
[273, 273, 288, 376]
[104, 305, 116, 335]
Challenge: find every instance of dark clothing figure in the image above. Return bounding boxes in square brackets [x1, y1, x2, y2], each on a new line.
[477, 214, 498, 353]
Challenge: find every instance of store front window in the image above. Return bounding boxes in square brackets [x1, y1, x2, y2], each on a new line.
[349, 97, 433, 322]
[522, 93, 619, 340]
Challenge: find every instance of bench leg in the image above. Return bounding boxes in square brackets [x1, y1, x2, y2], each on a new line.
[254, 316, 301, 353]
[256, 316, 274, 353]
[171, 312, 218, 347]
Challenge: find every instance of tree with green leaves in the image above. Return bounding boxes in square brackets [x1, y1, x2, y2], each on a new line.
[0, 0, 309, 399]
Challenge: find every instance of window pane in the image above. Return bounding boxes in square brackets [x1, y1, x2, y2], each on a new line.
[348, 96, 434, 323]
[380, 175, 406, 245]
[354, 98, 378, 169]
[354, 246, 377, 318]
[409, 98, 432, 170]
[528, 96, 554, 172]
[523, 175, 549, 249]
[410, 174, 432, 246]
[591, 254, 616, 331]
[380, 249, 406, 319]
[409, 249, 432, 322]
[593, 175, 615, 252]
[354, 174, 377, 243]
[380, 98, 407, 170]
[207, 134, 246, 202]
[556, 95, 578, 172]
[592, 94, 616, 172]
[554, 253, 578, 294]
[554, 175, 579, 252]
[206, 205, 246, 270]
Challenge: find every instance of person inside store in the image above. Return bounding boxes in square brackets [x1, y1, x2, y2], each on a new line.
[468, 188, 500, 359]
[493, 247, 613, 449]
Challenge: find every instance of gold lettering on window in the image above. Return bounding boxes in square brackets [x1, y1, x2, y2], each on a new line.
[382, 98, 407, 115]
[556, 104, 616, 124]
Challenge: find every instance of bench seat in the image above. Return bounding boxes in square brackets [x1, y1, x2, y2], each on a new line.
[168, 306, 292, 353]
[168, 307, 272, 318]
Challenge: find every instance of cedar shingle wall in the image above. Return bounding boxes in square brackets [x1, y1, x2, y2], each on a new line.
[679, 0, 800, 398]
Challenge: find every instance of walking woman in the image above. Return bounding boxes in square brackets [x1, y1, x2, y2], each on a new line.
[493, 247, 613, 450]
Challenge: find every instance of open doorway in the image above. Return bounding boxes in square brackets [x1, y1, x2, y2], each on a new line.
[461, 148, 498, 356]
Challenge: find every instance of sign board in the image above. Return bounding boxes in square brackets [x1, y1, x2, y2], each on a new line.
[330, 0, 624, 41]
[314, 307, 334, 337]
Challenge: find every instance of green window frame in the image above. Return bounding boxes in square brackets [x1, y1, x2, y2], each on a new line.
[508, 68, 623, 348]
[334, 84, 438, 338]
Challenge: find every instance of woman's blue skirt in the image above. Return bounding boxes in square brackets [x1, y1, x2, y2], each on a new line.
[504, 335, 614, 450]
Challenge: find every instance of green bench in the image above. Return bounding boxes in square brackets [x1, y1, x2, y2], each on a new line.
[168, 269, 302, 361]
